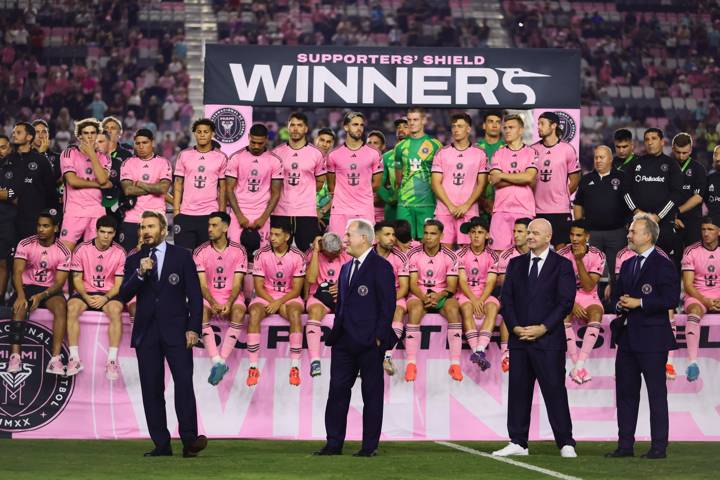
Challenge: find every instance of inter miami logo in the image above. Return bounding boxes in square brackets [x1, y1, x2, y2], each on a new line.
[540, 159, 552, 182]
[706, 264, 717, 287]
[28, 162, 38, 171]
[214, 265, 226, 290]
[510, 161, 517, 170]
[142, 174, 150, 181]
[4, 171, 12, 179]
[92, 264, 105, 289]
[35, 260, 49, 284]
[0, 321, 75, 432]
[273, 271, 286, 292]
[85, 167, 93, 176]
[347, 163, 360, 186]
[288, 162, 301, 186]
[611, 177, 620, 190]
[248, 169, 260, 192]
[554, 111, 577, 143]
[210, 107, 247, 144]
[469, 267, 480, 287]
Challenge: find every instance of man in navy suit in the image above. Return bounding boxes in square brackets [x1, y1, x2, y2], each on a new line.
[120, 210, 207, 458]
[494, 218, 578, 458]
[607, 214, 679, 459]
[315, 218, 397, 457]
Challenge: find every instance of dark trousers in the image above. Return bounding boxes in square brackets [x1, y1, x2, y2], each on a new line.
[121, 222, 140, 252]
[678, 215, 701, 250]
[173, 214, 210, 250]
[325, 338, 385, 452]
[136, 326, 198, 450]
[589, 227, 627, 284]
[507, 348, 575, 449]
[615, 349, 669, 452]
[270, 215, 321, 252]
[657, 221, 681, 271]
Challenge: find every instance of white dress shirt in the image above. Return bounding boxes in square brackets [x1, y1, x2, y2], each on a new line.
[349, 246, 372, 284]
[528, 247, 551, 276]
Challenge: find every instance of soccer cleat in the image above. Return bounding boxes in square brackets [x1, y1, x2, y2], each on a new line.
[208, 362, 229, 386]
[470, 350, 491, 371]
[686, 362, 700, 382]
[310, 360, 321, 377]
[46, 357, 65, 376]
[404, 363, 417, 382]
[665, 363, 677, 380]
[448, 364, 463, 382]
[246, 367, 260, 387]
[492, 443, 528, 457]
[65, 358, 84, 376]
[501, 355, 510, 373]
[105, 361, 121, 381]
[560, 445, 577, 458]
[383, 356, 395, 376]
[289, 367, 301, 386]
[7, 353, 21, 373]
[576, 368, 592, 384]
[569, 368, 583, 385]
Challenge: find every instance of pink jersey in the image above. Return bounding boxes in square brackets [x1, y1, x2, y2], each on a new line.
[531, 141, 580, 214]
[489, 145, 538, 216]
[120, 155, 173, 223]
[252, 245, 306, 298]
[432, 144, 488, 216]
[492, 246, 526, 275]
[558, 245, 606, 293]
[681, 242, 720, 295]
[457, 246, 498, 295]
[376, 246, 409, 289]
[272, 143, 326, 217]
[70, 240, 126, 293]
[327, 144, 382, 215]
[174, 147, 227, 215]
[193, 240, 248, 296]
[61, 147, 111, 217]
[14, 236, 71, 287]
[225, 148, 283, 212]
[615, 246, 669, 275]
[408, 246, 459, 293]
[305, 249, 351, 295]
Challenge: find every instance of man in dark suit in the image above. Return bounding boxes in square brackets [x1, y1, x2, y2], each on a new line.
[315, 218, 397, 457]
[494, 218, 578, 458]
[607, 214, 679, 459]
[119, 210, 207, 458]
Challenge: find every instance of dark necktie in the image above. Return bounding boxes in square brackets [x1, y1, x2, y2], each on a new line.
[150, 247, 159, 282]
[348, 259, 360, 285]
[631, 254, 643, 283]
[529, 257, 540, 283]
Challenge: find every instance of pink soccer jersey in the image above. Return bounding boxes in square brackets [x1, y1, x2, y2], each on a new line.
[226, 148, 284, 213]
[558, 245, 606, 293]
[457, 246, 498, 295]
[492, 246, 525, 275]
[14, 236, 71, 287]
[489, 145, 538, 216]
[531, 141, 580, 214]
[252, 246, 306, 298]
[272, 143, 326, 217]
[70, 240, 126, 293]
[327, 144, 382, 215]
[682, 242, 720, 295]
[120, 155, 173, 223]
[61, 147, 111, 217]
[615, 246, 669, 275]
[194, 240, 248, 298]
[377, 247, 409, 289]
[174, 147, 228, 215]
[306, 250, 351, 295]
[408, 246, 459, 293]
[432, 144, 488, 216]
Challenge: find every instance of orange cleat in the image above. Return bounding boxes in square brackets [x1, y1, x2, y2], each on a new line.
[501, 355, 510, 373]
[405, 363, 417, 382]
[665, 363, 677, 381]
[448, 364, 463, 382]
[289, 367, 301, 386]
[246, 367, 260, 387]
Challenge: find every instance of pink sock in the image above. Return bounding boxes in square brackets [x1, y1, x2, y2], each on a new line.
[565, 324, 578, 363]
[247, 332, 261, 366]
[477, 331, 492, 352]
[305, 320, 322, 361]
[465, 328, 479, 351]
[501, 342, 509, 358]
[668, 319, 677, 360]
[220, 324, 242, 360]
[685, 315, 701, 362]
[289, 332, 302, 361]
[405, 324, 421, 363]
[577, 322, 601, 363]
[390, 321, 404, 354]
[448, 323, 463, 363]
[202, 325, 219, 359]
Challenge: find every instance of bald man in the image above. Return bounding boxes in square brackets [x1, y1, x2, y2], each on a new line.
[574, 145, 630, 290]
[493, 218, 577, 458]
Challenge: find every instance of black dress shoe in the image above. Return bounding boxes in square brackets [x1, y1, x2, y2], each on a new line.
[144, 448, 173, 457]
[604, 449, 634, 458]
[182, 435, 208, 458]
[641, 449, 666, 459]
[352, 450, 377, 457]
[313, 446, 342, 456]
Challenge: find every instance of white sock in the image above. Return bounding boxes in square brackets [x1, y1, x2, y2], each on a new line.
[212, 355, 224, 364]
[107, 347, 118, 362]
[249, 362, 258, 369]
[451, 360, 460, 366]
[575, 360, 585, 370]
[291, 359, 300, 368]
[69, 346, 80, 360]
[478, 345, 486, 353]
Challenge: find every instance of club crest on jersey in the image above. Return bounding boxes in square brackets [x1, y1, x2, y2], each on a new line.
[686, 169, 692, 177]
[28, 162, 38, 171]
[142, 174, 150, 181]
[198, 165, 206, 173]
[168, 273, 180, 285]
[358, 285, 368, 296]
[173, 224, 181, 234]
[635, 165, 642, 172]
[641, 283, 652, 294]
[4, 171, 12, 179]
[510, 161, 517, 169]
[660, 164, 668, 172]
[210, 107, 247, 144]
[85, 167, 93, 175]
[216, 266, 224, 273]
[456, 162, 463, 169]
[611, 178, 620, 190]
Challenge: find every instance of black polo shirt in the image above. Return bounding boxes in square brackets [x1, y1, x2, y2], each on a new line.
[574, 169, 629, 230]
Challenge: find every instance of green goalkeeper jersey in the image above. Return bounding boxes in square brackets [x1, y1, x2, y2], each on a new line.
[394, 134, 443, 208]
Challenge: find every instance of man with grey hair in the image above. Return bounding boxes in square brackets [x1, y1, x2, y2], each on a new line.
[316, 218, 396, 457]
[305, 232, 351, 377]
[607, 214, 679, 459]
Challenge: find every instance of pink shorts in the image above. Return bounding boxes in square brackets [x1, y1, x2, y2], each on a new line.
[575, 290, 603, 310]
[683, 295, 711, 314]
[60, 216, 99, 244]
[435, 213, 475, 246]
[489, 212, 527, 251]
[456, 293, 500, 308]
[203, 293, 245, 310]
[227, 209, 270, 247]
[249, 296, 304, 309]
[306, 296, 331, 312]
[328, 212, 375, 235]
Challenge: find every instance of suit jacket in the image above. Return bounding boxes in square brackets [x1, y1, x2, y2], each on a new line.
[500, 250, 576, 350]
[610, 248, 679, 353]
[120, 243, 203, 348]
[326, 248, 397, 351]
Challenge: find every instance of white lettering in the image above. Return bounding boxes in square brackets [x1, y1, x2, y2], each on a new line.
[455, 68, 499, 104]
[361, 67, 407, 104]
[229, 64, 293, 103]
[312, 66, 358, 103]
[411, 68, 451, 104]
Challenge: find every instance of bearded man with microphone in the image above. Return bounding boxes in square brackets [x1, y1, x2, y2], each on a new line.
[120, 210, 207, 458]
